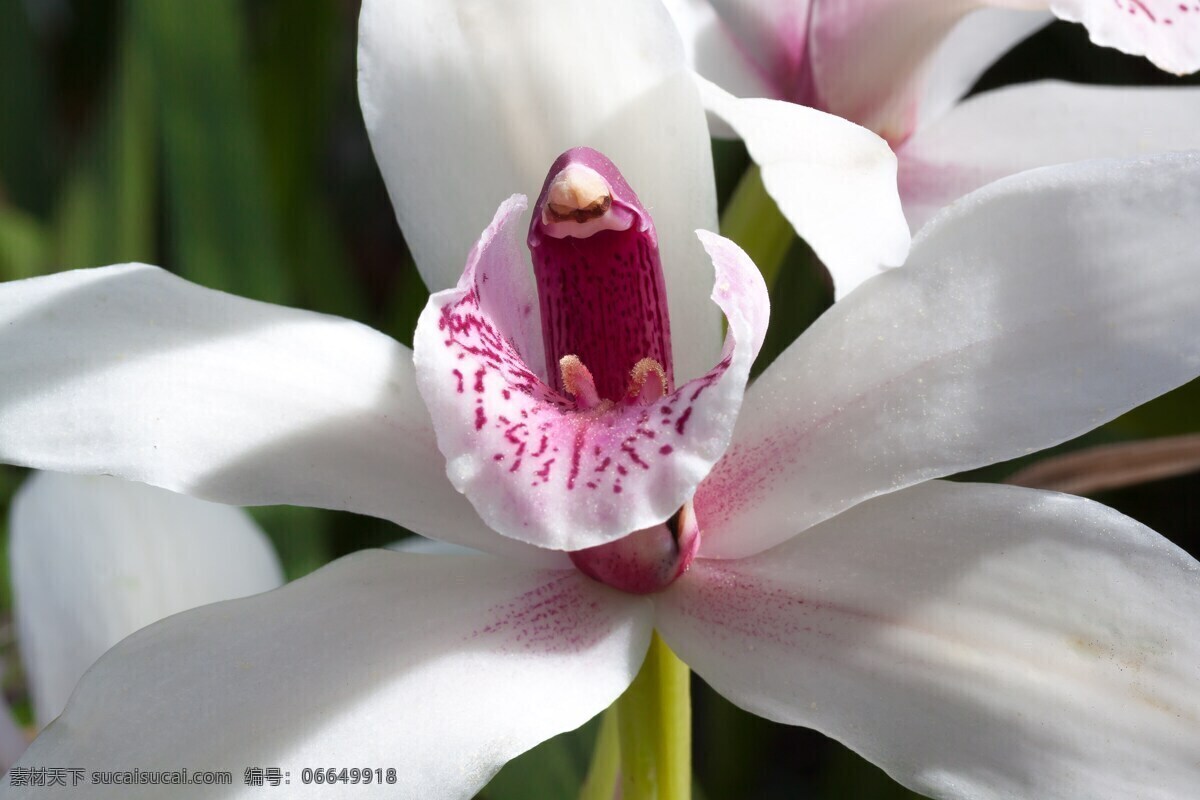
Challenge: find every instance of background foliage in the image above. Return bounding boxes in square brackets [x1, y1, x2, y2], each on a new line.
[0, 1, 1196, 797]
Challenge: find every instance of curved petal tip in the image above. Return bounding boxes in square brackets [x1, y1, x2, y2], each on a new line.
[1052, 0, 1200, 75]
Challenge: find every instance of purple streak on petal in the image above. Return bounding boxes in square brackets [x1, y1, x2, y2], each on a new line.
[467, 570, 624, 655]
[708, 0, 816, 103]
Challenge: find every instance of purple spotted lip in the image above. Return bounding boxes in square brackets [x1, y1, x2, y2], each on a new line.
[414, 147, 769, 592]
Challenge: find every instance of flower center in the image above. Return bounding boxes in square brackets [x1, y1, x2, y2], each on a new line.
[568, 501, 701, 596]
[528, 147, 698, 594]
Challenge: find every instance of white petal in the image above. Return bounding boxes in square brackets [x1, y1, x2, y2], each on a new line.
[708, 0, 812, 92]
[387, 536, 483, 557]
[0, 265, 557, 564]
[665, 0, 808, 104]
[698, 153, 1200, 558]
[10, 472, 283, 727]
[901, 81, 1200, 232]
[358, 0, 722, 381]
[1052, 0, 1200, 75]
[10, 552, 652, 799]
[660, 481, 1200, 800]
[0, 696, 27, 772]
[697, 76, 911, 297]
[661, 0, 776, 106]
[414, 198, 769, 550]
[809, 1, 1047, 140]
[913, 8, 1053, 131]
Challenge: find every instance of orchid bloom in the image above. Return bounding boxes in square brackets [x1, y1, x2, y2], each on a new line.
[0, 3, 1199, 800]
[3, 152, 1200, 800]
[0, 472, 282, 770]
[666, 0, 1200, 294]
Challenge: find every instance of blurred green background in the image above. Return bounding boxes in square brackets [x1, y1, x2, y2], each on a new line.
[0, 1, 1196, 797]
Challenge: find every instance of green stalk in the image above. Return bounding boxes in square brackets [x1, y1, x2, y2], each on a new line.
[578, 707, 620, 800]
[719, 164, 793, 288]
[615, 632, 691, 800]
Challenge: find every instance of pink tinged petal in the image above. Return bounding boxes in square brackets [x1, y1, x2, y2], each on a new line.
[414, 199, 768, 551]
[10, 472, 283, 728]
[357, 0, 723, 383]
[10, 552, 653, 799]
[697, 152, 1200, 559]
[0, 265, 559, 566]
[698, 77, 911, 298]
[900, 81, 1200, 232]
[684, 0, 813, 101]
[1052, 0, 1200, 74]
[808, 0, 1047, 142]
[659, 482, 1200, 800]
[661, 0, 777, 110]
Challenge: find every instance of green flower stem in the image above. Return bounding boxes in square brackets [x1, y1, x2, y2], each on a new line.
[615, 632, 691, 800]
[578, 707, 620, 800]
[719, 164, 793, 288]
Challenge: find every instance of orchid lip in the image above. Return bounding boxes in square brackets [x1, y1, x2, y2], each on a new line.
[413, 146, 770, 555]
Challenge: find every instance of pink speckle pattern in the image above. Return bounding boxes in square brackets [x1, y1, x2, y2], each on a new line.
[467, 571, 618, 655]
[435, 279, 726, 494]
[669, 561, 848, 650]
[662, 558, 914, 677]
[693, 434, 800, 543]
[413, 198, 770, 551]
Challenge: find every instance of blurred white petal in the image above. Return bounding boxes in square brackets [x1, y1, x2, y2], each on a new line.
[913, 8, 1053, 130]
[10, 472, 282, 725]
[0, 693, 27, 772]
[901, 81, 1200, 232]
[662, 0, 776, 108]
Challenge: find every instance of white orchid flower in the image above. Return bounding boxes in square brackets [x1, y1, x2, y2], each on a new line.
[0, 472, 282, 770]
[666, 0, 1200, 294]
[0, 2, 1198, 799]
